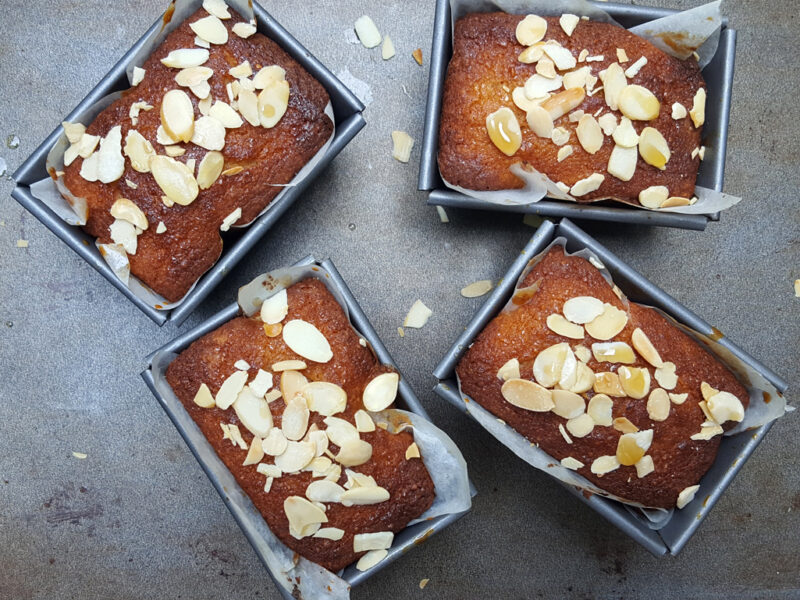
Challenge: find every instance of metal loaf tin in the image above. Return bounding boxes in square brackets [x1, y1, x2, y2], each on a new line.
[433, 219, 788, 555]
[418, 0, 736, 231]
[11, 2, 366, 326]
[142, 256, 473, 599]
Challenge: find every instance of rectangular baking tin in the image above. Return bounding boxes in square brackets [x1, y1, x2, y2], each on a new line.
[11, 1, 366, 326]
[433, 218, 788, 556]
[142, 256, 473, 599]
[418, 0, 736, 231]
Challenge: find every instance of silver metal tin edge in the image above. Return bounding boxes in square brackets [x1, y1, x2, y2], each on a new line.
[418, 0, 737, 230]
[433, 218, 788, 555]
[141, 256, 473, 597]
[12, 2, 366, 326]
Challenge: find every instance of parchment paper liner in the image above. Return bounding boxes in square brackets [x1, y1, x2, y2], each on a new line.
[442, 0, 739, 215]
[30, 0, 335, 310]
[455, 237, 788, 526]
[151, 263, 471, 600]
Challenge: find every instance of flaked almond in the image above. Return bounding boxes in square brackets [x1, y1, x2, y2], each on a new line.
[526, 106, 554, 138]
[627, 329, 662, 369]
[259, 288, 288, 325]
[570, 173, 604, 197]
[272, 360, 306, 372]
[64, 132, 99, 166]
[706, 391, 745, 424]
[109, 220, 137, 254]
[281, 370, 308, 404]
[543, 41, 576, 71]
[570, 362, 595, 394]
[624, 56, 648, 78]
[700, 382, 719, 401]
[253, 65, 286, 89]
[597, 113, 618, 135]
[356, 549, 388, 572]
[163, 145, 185, 157]
[532, 342, 571, 388]
[672, 102, 687, 119]
[215, 369, 249, 410]
[576, 114, 603, 154]
[591, 341, 635, 364]
[196, 150, 224, 189]
[561, 456, 584, 470]
[243, 436, 264, 466]
[594, 372, 625, 397]
[336, 438, 373, 467]
[647, 388, 670, 422]
[501, 378, 554, 412]
[228, 61, 253, 79]
[600, 63, 627, 111]
[256, 463, 281, 479]
[306, 479, 345, 504]
[516, 14, 547, 46]
[616, 429, 652, 465]
[303, 381, 347, 417]
[262, 428, 288, 456]
[354, 15, 381, 48]
[190, 116, 226, 151]
[354, 409, 375, 433]
[248, 369, 273, 398]
[363, 372, 399, 412]
[618, 366, 651, 399]
[404, 299, 432, 328]
[161, 89, 195, 143]
[381, 35, 396, 60]
[131, 66, 146, 86]
[618, 85, 660, 121]
[587, 394, 613, 426]
[282, 395, 310, 441]
[546, 314, 584, 339]
[661, 196, 692, 208]
[585, 303, 627, 340]
[194, 35, 210, 49]
[110, 198, 148, 230]
[542, 87, 585, 120]
[203, 0, 230, 19]
[86, 126, 125, 184]
[263, 323, 282, 338]
[341, 486, 390, 506]
[156, 125, 179, 146]
[512, 86, 545, 112]
[566, 413, 594, 438]
[591, 455, 620, 476]
[676, 484, 699, 509]
[175, 66, 213, 88]
[524, 73, 563, 100]
[193, 383, 215, 408]
[607, 145, 636, 182]
[190, 82, 211, 100]
[612, 417, 638, 434]
[497, 358, 521, 381]
[233, 387, 273, 437]
[654, 362, 677, 390]
[638, 127, 670, 170]
[313, 527, 344, 541]
[638, 185, 669, 209]
[616, 48, 629, 63]
[405, 442, 421, 460]
[276, 440, 316, 473]
[461, 279, 492, 298]
[669, 392, 688, 405]
[563, 296, 604, 324]
[284, 496, 327, 539]
[149, 155, 199, 205]
[232, 22, 257, 39]
[354, 531, 394, 553]
[486, 107, 522, 156]
[161, 48, 209, 69]
[562, 67, 590, 91]
[573, 345, 591, 363]
[258, 79, 290, 128]
[559, 13, 580, 36]
[237, 89, 260, 126]
[691, 421, 724, 441]
[62, 121, 86, 144]
[551, 126, 570, 146]
[611, 116, 639, 148]
[558, 144, 574, 162]
[208, 101, 243, 129]
[689, 88, 706, 128]
[221, 423, 247, 449]
[191, 14, 228, 44]
[323, 416, 359, 448]
[282, 319, 333, 363]
[551, 389, 585, 419]
[634, 455, 654, 478]
[536, 56, 556, 79]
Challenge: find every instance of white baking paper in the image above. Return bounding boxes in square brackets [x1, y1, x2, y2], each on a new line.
[30, 0, 336, 310]
[456, 237, 789, 521]
[152, 263, 470, 599]
[443, 0, 737, 215]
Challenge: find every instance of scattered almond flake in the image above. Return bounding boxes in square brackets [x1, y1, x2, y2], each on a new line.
[356, 549, 388, 572]
[624, 56, 647, 78]
[608, 144, 637, 181]
[597, 113, 618, 135]
[62, 121, 85, 144]
[689, 88, 706, 128]
[354, 531, 394, 553]
[516, 14, 547, 46]
[707, 391, 745, 424]
[72, 451, 87, 459]
[698, 146, 706, 160]
[131, 66, 146, 86]
[672, 102, 688, 120]
[82, 126, 125, 184]
[412, 48, 423, 66]
[405, 442, 421, 460]
[578, 49, 589, 62]
[272, 359, 307, 372]
[543, 41, 576, 70]
[618, 365, 651, 399]
[487, 107, 522, 155]
[313, 527, 345, 541]
[358, 337, 367, 347]
[436, 205, 449, 223]
[194, 35, 211, 49]
[382, 35, 395, 60]
[496, 358, 520, 381]
[546, 314, 584, 339]
[109, 219, 138, 254]
[676, 484, 700, 509]
[161, 48, 209, 69]
[559, 13, 580, 36]
[587, 394, 613, 426]
[162, 196, 174, 207]
[560, 456, 584, 470]
[229, 61, 253, 79]
[616, 48, 629, 63]
[260, 289, 288, 325]
[635, 455, 654, 478]
[160, 89, 195, 143]
[186, 157, 196, 174]
[793, 279, 800, 297]
[219, 207, 241, 232]
[203, 0, 230, 19]
[232, 359, 250, 371]
[536, 57, 556, 79]
[570, 173, 604, 197]
[175, 66, 213, 88]
[191, 81, 210, 100]
[283, 319, 333, 363]
[284, 496, 328, 539]
[354, 15, 381, 48]
[556, 145, 573, 163]
[232, 22, 257, 39]
[403, 299, 432, 328]
[363, 372, 399, 412]
[164, 145, 185, 157]
[555, 181, 570, 194]
[551, 126, 570, 146]
[576, 114, 603, 154]
[110, 198, 148, 230]
[16, 239, 28, 248]
[248, 369, 273, 398]
[419, 578, 430, 590]
[209, 101, 243, 129]
[355, 409, 375, 433]
[691, 421, 724, 441]
[647, 388, 671, 422]
[460, 279, 492, 298]
[152, 221, 166, 235]
[591, 455, 619, 476]
[391, 131, 414, 163]
[558, 423, 573, 444]
[263, 477, 274, 493]
[654, 362, 678, 390]
[585, 55, 604, 62]
[191, 115, 226, 151]
[222, 165, 243, 177]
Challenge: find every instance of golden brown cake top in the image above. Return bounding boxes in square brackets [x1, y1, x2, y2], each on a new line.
[166, 278, 434, 573]
[457, 247, 748, 509]
[438, 12, 707, 208]
[60, 2, 332, 301]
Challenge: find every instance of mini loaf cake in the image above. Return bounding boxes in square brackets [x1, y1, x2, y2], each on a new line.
[457, 247, 747, 509]
[166, 278, 435, 573]
[60, 0, 333, 302]
[439, 12, 707, 209]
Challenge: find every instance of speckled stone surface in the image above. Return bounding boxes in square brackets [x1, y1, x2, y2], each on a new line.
[0, 1, 797, 598]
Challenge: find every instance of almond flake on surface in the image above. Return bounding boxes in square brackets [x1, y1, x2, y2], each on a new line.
[557, 145, 573, 162]
[228, 61, 253, 79]
[156, 125, 179, 146]
[403, 299, 432, 328]
[600, 63, 627, 110]
[221, 423, 247, 449]
[706, 391, 745, 424]
[161, 48, 209, 69]
[591, 341, 635, 364]
[654, 362, 678, 390]
[258, 80, 290, 128]
[639, 185, 669, 209]
[570, 173, 604, 197]
[363, 372, 399, 412]
[563, 296, 604, 324]
[219, 207, 241, 232]
[532, 343, 571, 388]
[576, 114, 603, 154]
[630, 328, 663, 368]
[262, 428, 288, 456]
[356, 549, 388, 572]
[523, 73, 562, 100]
[109, 220, 138, 254]
[501, 379, 554, 412]
[163, 145, 185, 157]
[585, 55, 603, 62]
[618, 366, 651, 399]
[561, 456, 584, 470]
[543, 41, 576, 70]
[689, 88, 706, 128]
[381, 35, 396, 60]
[647, 388, 671, 422]
[518, 42, 546, 64]
[354, 531, 394, 553]
[486, 107, 522, 155]
[155, 221, 166, 234]
[587, 394, 613, 426]
[559, 13, 580, 36]
[497, 358, 521, 381]
[81, 126, 125, 184]
[676, 485, 700, 509]
[405, 442, 421, 460]
[397, 327, 405, 338]
[542, 87, 585, 120]
[246, 369, 272, 398]
[607, 144, 637, 182]
[233, 387, 273, 437]
[336, 439, 373, 467]
[354, 410, 375, 433]
[175, 66, 213, 88]
[558, 423, 573, 444]
[110, 198, 149, 231]
[516, 14, 547, 46]
[281, 370, 308, 404]
[635, 455, 654, 478]
[191, 116, 226, 151]
[591, 455, 620, 476]
[272, 359, 306, 372]
[160, 89, 195, 143]
[573, 345, 591, 363]
[284, 496, 327, 539]
[624, 56, 647, 78]
[306, 480, 345, 504]
[282, 319, 333, 363]
[638, 127, 670, 170]
[578, 49, 589, 62]
[563, 67, 589, 91]
[313, 527, 344, 541]
[526, 106, 554, 139]
[207, 101, 243, 128]
[594, 372, 625, 397]
[618, 84, 660, 121]
[303, 381, 347, 417]
[276, 440, 316, 473]
[461, 279, 492, 298]
[546, 314, 584, 339]
[243, 436, 264, 466]
[62, 121, 86, 144]
[613, 417, 638, 434]
[597, 113, 617, 135]
[691, 421, 724, 441]
[610, 116, 639, 148]
[585, 303, 627, 341]
[64, 132, 100, 166]
[354, 16, 382, 49]
[260, 288, 288, 325]
[196, 150, 224, 189]
[671, 102, 687, 119]
[551, 126, 570, 146]
[616, 48, 629, 63]
[150, 155, 199, 205]
[131, 66, 146, 86]
[232, 22, 257, 39]
[566, 413, 594, 438]
[616, 429, 652, 465]
[215, 370, 249, 410]
[660, 196, 691, 208]
[191, 383, 215, 408]
[536, 57, 557, 79]
[570, 362, 595, 394]
[391, 130, 414, 163]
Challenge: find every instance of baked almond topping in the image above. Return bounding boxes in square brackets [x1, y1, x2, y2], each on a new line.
[524, 73, 562, 100]
[243, 436, 264, 466]
[607, 144, 637, 182]
[706, 391, 745, 424]
[618, 85, 660, 121]
[542, 87, 585, 120]
[587, 394, 613, 426]
[281, 370, 308, 404]
[561, 456, 584, 470]
[191, 14, 229, 45]
[536, 57, 557, 79]
[566, 413, 594, 438]
[110, 198, 148, 230]
[237, 89, 261, 126]
[518, 42, 546, 64]
[233, 387, 273, 437]
[594, 372, 625, 397]
[306, 480, 345, 504]
[618, 366, 651, 399]
[276, 440, 316, 473]
[639, 185, 669, 209]
[624, 56, 647, 78]
[669, 392, 688, 405]
[303, 382, 347, 417]
[546, 314, 585, 339]
[591, 455, 620, 476]
[533, 343, 572, 388]
[131, 67, 146, 86]
[689, 88, 706, 128]
[612, 417, 638, 434]
[263, 323, 282, 338]
[281, 395, 310, 441]
[558, 423, 572, 444]
[600, 63, 627, 111]
[516, 15, 547, 46]
[161, 48, 210, 69]
[262, 428, 288, 456]
[272, 360, 307, 372]
[260, 288, 288, 325]
[405, 442, 421, 460]
[149, 155, 199, 206]
[248, 369, 273, 398]
[585, 303, 627, 340]
[563, 296, 604, 324]
[193, 383, 215, 408]
[551, 126, 570, 146]
[700, 381, 718, 400]
[654, 362, 678, 390]
[635, 455, 654, 478]
[597, 113, 618, 135]
[557, 145, 574, 162]
[312, 526, 345, 541]
[638, 127, 670, 170]
[631, 328, 663, 368]
[486, 107, 522, 156]
[616, 429, 652, 465]
[570, 173, 604, 197]
[497, 358, 521, 381]
[691, 421, 724, 441]
[335, 439, 373, 467]
[576, 114, 603, 154]
[543, 42, 577, 71]
[527, 106, 555, 138]
[616, 48, 629, 63]
[282, 319, 333, 363]
[160, 89, 195, 143]
[672, 102, 688, 120]
[611, 116, 639, 148]
[229, 61, 253, 79]
[195, 150, 224, 189]
[285, 496, 327, 539]
[573, 345, 591, 363]
[676, 484, 699, 509]
[81, 126, 125, 184]
[501, 378, 554, 412]
[64, 132, 100, 166]
[661, 196, 692, 208]
[363, 372, 399, 412]
[591, 341, 635, 364]
[209, 101, 244, 129]
[356, 550, 388, 572]
[258, 80, 290, 128]
[203, 0, 230, 19]
[232, 22, 257, 39]
[109, 219, 138, 254]
[175, 66, 213, 88]
[354, 409, 375, 433]
[214, 370, 249, 410]
[646, 388, 671, 422]
[512, 86, 544, 112]
[551, 389, 585, 419]
[559, 14, 580, 36]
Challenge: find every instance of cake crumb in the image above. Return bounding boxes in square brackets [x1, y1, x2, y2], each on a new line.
[412, 48, 423, 65]
[419, 578, 430, 589]
[72, 451, 87, 459]
[397, 327, 405, 338]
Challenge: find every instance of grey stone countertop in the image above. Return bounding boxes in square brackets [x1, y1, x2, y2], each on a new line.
[0, 1, 797, 598]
